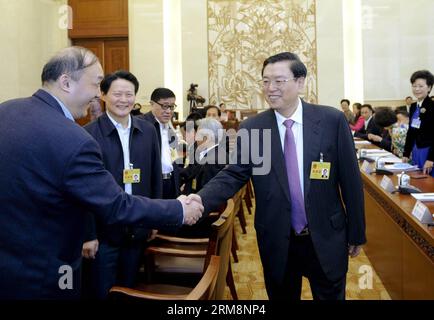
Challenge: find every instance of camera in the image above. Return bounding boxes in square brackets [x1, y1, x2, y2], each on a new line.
[189, 83, 198, 92]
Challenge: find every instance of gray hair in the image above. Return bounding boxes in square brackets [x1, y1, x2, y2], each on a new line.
[197, 118, 223, 144]
[41, 46, 99, 84]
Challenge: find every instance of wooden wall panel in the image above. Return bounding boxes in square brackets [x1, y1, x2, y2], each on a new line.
[72, 38, 128, 126]
[72, 39, 104, 64]
[104, 39, 129, 73]
[68, 0, 128, 38]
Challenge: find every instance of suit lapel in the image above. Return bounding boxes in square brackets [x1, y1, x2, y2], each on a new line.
[265, 110, 291, 202]
[302, 101, 321, 197]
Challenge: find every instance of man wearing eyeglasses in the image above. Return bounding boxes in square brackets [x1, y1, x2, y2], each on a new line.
[194, 52, 366, 300]
[140, 88, 180, 200]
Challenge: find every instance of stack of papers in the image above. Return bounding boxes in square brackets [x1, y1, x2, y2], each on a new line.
[379, 157, 402, 164]
[384, 163, 419, 172]
[359, 149, 402, 163]
[363, 149, 390, 156]
[411, 193, 434, 202]
[355, 140, 372, 145]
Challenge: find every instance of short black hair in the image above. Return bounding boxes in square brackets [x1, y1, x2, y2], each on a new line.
[100, 70, 139, 95]
[410, 70, 434, 91]
[374, 107, 397, 128]
[361, 104, 374, 112]
[205, 105, 221, 117]
[151, 88, 176, 102]
[340, 99, 350, 105]
[395, 109, 409, 118]
[41, 46, 99, 83]
[261, 52, 307, 78]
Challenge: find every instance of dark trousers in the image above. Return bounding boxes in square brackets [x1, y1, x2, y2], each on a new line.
[265, 231, 346, 300]
[82, 240, 144, 299]
[162, 175, 176, 199]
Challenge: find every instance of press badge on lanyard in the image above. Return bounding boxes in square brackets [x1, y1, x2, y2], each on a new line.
[310, 152, 331, 180]
[123, 163, 141, 184]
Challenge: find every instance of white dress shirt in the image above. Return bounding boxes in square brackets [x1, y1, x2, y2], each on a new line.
[107, 112, 132, 195]
[274, 98, 304, 197]
[156, 119, 174, 174]
[364, 116, 372, 130]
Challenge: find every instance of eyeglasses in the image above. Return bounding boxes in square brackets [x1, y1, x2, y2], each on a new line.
[259, 78, 296, 88]
[152, 101, 177, 111]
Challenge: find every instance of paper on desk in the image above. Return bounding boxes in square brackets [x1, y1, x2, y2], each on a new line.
[363, 149, 390, 155]
[411, 193, 434, 202]
[380, 157, 402, 163]
[384, 163, 419, 172]
[354, 140, 371, 145]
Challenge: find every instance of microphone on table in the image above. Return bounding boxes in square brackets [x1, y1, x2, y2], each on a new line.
[372, 155, 393, 175]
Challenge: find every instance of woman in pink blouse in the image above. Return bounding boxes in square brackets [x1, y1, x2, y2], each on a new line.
[350, 103, 364, 131]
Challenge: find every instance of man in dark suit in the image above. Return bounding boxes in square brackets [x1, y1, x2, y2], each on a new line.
[367, 107, 398, 152]
[353, 104, 383, 140]
[192, 52, 366, 300]
[0, 46, 202, 299]
[81, 71, 163, 299]
[396, 96, 413, 113]
[139, 88, 180, 199]
[180, 118, 228, 195]
[177, 118, 229, 237]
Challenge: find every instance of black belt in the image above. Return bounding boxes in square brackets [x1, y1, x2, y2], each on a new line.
[162, 172, 172, 180]
[292, 227, 310, 237]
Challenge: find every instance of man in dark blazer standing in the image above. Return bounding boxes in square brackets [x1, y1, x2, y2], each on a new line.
[194, 52, 366, 300]
[82, 71, 163, 299]
[180, 118, 228, 195]
[0, 47, 203, 299]
[140, 88, 180, 199]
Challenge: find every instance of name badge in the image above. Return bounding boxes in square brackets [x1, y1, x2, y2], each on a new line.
[123, 168, 141, 184]
[380, 175, 395, 193]
[310, 161, 331, 180]
[361, 160, 373, 174]
[411, 118, 421, 129]
[411, 201, 433, 224]
[191, 178, 197, 191]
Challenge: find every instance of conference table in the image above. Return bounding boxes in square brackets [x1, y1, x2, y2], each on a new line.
[356, 140, 434, 299]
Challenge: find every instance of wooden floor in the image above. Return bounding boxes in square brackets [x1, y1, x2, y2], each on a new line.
[224, 200, 391, 300]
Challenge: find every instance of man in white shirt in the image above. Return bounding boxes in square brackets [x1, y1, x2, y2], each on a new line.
[140, 88, 180, 199]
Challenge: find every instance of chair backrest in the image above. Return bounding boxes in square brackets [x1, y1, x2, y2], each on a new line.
[205, 198, 235, 299]
[186, 255, 220, 300]
[109, 255, 220, 300]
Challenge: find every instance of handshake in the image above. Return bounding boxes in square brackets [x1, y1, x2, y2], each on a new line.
[177, 194, 204, 226]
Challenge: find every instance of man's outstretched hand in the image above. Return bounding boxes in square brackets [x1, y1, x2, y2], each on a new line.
[177, 194, 204, 225]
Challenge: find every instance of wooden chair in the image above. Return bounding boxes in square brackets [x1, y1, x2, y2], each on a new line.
[109, 255, 219, 300]
[244, 179, 254, 215]
[144, 199, 237, 300]
[234, 187, 247, 234]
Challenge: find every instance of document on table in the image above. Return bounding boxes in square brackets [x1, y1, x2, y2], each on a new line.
[384, 163, 419, 172]
[411, 193, 434, 202]
[354, 140, 371, 145]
